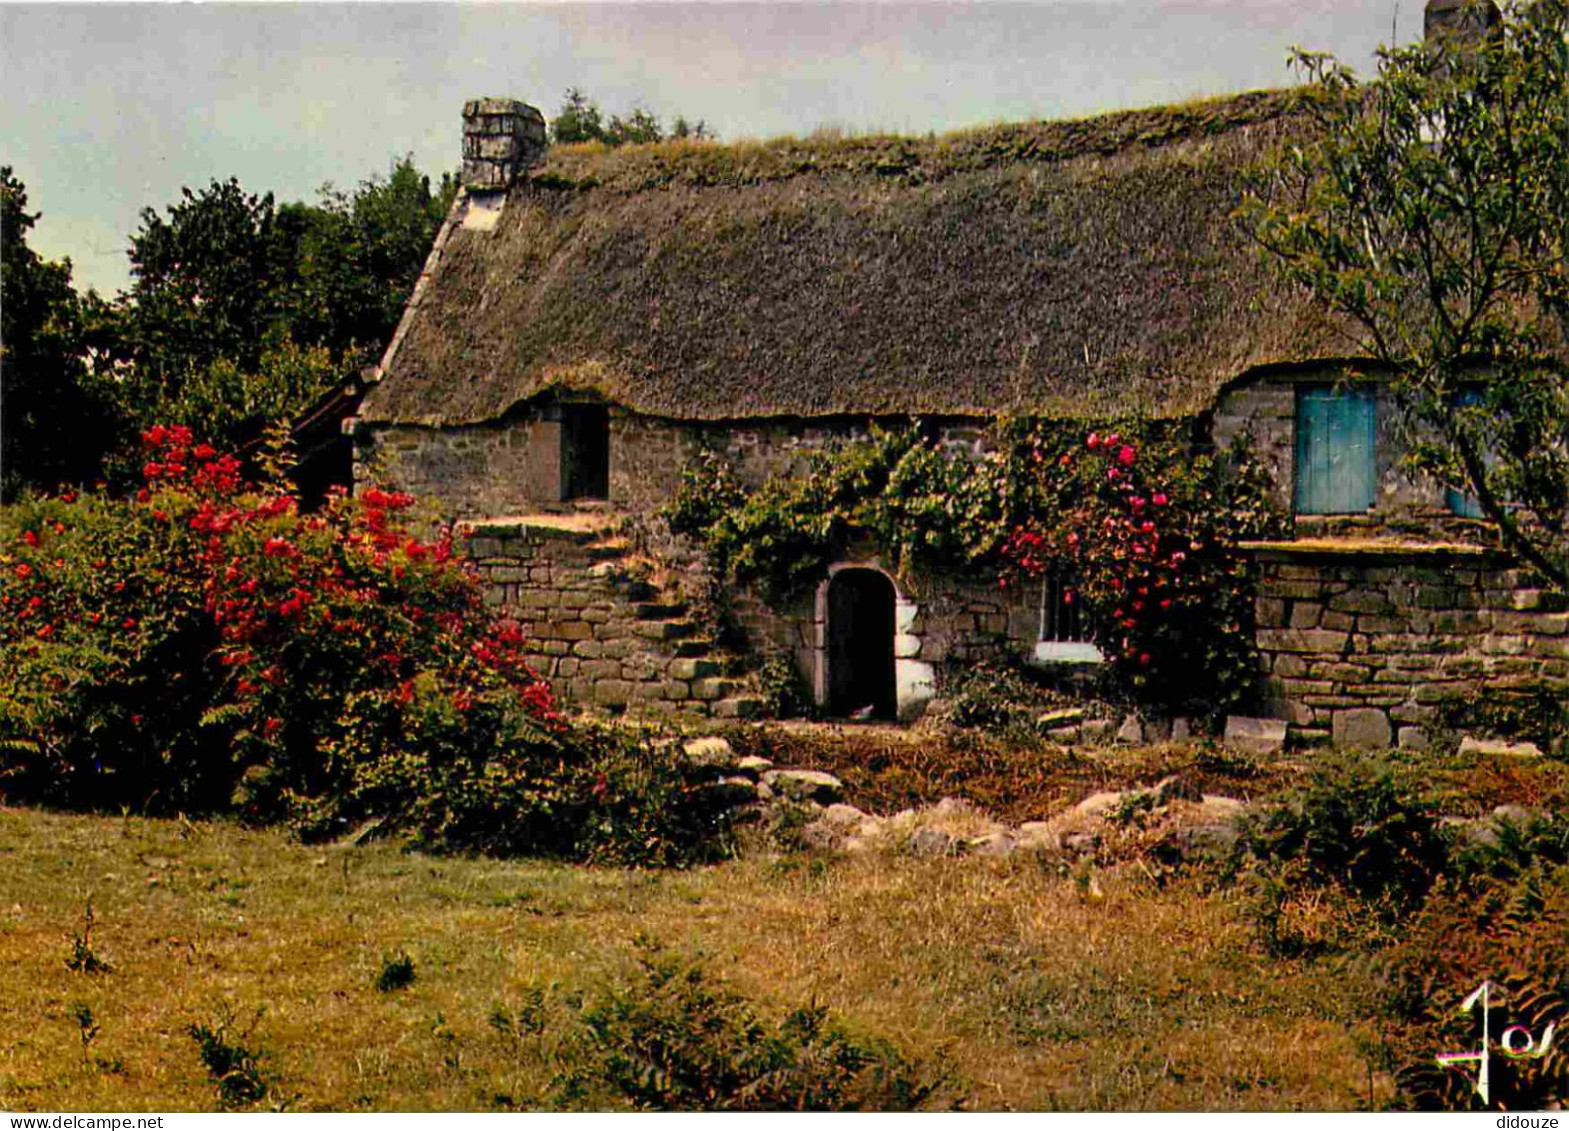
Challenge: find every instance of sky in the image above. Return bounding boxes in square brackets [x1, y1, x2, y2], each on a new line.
[3, 1, 1425, 297]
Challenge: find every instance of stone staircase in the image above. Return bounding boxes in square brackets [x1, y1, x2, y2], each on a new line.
[464, 515, 765, 720]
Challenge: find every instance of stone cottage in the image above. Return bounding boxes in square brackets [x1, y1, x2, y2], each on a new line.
[354, 5, 1565, 742]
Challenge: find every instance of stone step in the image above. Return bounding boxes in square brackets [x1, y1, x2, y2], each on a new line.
[713, 695, 766, 720]
[585, 539, 632, 562]
[631, 618, 697, 643]
[667, 657, 722, 680]
[690, 676, 744, 701]
[632, 602, 688, 621]
[620, 579, 658, 602]
[672, 636, 718, 657]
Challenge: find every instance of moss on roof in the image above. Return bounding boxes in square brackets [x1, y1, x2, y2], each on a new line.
[362, 89, 1342, 427]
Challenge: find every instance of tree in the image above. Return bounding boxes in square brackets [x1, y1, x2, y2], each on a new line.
[97, 158, 453, 456]
[1243, 0, 1569, 588]
[0, 167, 113, 498]
[551, 88, 607, 144]
[118, 178, 285, 408]
[549, 89, 713, 146]
[279, 156, 456, 360]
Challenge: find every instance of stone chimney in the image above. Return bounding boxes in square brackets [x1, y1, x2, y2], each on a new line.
[1424, 0, 1502, 50]
[461, 98, 546, 190]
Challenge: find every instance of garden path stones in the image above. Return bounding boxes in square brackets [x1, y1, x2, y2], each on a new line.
[699, 777, 764, 807]
[1073, 791, 1125, 818]
[1016, 822, 1060, 852]
[909, 827, 958, 857]
[1459, 737, 1545, 758]
[799, 803, 879, 852]
[682, 736, 738, 770]
[1223, 716, 1287, 756]
[762, 769, 844, 804]
[966, 832, 1018, 858]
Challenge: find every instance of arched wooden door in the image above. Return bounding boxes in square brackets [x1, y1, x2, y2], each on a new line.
[826, 568, 897, 719]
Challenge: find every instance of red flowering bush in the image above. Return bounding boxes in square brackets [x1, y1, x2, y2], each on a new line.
[0, 429, 722, 861]
[1002, 424, 1286, 719]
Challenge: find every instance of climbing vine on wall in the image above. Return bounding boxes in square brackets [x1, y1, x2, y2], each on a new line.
[664, 419, 1287, 717]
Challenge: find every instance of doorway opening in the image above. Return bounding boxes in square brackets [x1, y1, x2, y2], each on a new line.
[826, 568, 897, 719]
[560, 405, 610, 501]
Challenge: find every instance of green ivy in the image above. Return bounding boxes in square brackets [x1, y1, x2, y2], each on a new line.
[664, 418, 1288, 717]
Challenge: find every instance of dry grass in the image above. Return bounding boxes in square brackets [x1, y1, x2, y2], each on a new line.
[0, 804, 1385, 1113]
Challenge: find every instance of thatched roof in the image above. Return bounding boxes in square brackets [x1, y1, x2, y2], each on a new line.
[362, 89, 1343, 427]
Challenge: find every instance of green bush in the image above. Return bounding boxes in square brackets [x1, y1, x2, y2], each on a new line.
[752, 654, 813, 720]
[0, 428, 728, 863]
[1241, 753, 1451, 911]
[188, 1008, 270, 1108]
[943, 662, 1079, 735]
[552, 941, 958, 1111]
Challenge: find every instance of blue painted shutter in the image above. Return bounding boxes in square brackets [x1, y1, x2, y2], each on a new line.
[1446, 387, 1486, 518]
[1295, 386, 1376, 515]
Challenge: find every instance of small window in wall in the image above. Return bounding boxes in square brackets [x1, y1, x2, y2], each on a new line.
[1033, 568, 1103, 663]
[1447, 387, 1487, 518]
[560, 405, 609, 501]
[1295, 385, 1377, 515]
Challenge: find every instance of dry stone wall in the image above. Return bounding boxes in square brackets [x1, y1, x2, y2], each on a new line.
[1253, 545, 1568, 748]
[464, 519, 763, 719]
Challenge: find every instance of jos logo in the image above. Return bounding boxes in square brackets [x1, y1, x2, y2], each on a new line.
[1435, 981, 1558, 1106]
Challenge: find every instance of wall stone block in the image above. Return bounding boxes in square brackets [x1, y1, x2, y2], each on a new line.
[1333, 707, 1393, 748]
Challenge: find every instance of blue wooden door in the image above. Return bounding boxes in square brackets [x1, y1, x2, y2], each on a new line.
[1295, 386, 1376, 515]
[1446, 387, 1486, 518]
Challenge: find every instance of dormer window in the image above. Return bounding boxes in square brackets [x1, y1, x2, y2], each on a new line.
[1294, 385, 1377, 515]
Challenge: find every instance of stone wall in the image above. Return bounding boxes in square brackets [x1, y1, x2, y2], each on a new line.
[364, 407, 1005, 522]
[464, 518, 763, 719]
[1212, 368, 1490, 543]
[365, 411, 552, 519]
[461, 516, 1050, 721]
[1252, 544, 1568, 747]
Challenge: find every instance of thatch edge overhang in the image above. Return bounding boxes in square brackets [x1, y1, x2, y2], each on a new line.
[362, 88, 1347, 430]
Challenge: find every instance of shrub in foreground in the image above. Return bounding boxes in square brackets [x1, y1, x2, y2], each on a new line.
[0, 428, 724, 862]
[548, 941, 959, 1111]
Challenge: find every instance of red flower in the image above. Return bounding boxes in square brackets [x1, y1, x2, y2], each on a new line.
[1117, 445, 1137, 466]
[1152, 492, 1169, 507]
[14, 563, 32, 579]
[21, 530, 39, 547]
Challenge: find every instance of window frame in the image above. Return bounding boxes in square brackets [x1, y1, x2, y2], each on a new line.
[1032, 567, 1103, 664]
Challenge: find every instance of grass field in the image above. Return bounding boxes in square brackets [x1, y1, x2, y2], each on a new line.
[5, 729, 1565, 1113]
[1, 802, 1385, 1112]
